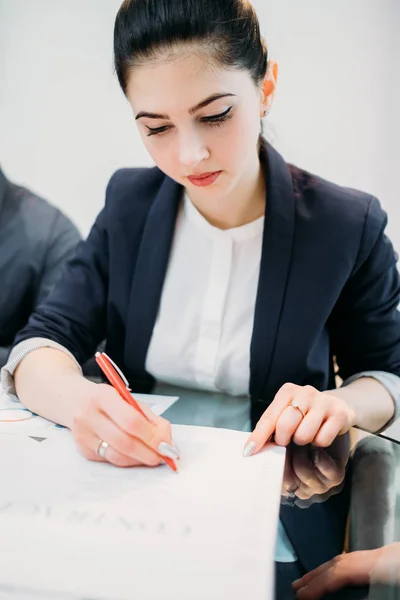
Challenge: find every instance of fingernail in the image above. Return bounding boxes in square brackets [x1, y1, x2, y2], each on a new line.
[158, 442, 180, 460]
[243, 441, 256, 457]
[297, 586, 308, 597]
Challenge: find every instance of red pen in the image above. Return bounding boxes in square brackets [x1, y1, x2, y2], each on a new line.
[95, 352, 178, 472]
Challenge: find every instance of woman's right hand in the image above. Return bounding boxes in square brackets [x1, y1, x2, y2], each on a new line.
[71, 382, 179, 467]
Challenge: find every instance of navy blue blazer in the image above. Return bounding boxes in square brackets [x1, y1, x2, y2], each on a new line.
[14, 140, 400, 571]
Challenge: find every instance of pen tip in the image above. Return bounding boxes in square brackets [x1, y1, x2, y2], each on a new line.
[163, 458, 179, 473]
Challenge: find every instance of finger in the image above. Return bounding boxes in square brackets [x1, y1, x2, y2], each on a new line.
[131, 405, 176, 450]
[100, 444, 150, 468]
[274, 387, 315, 446]
[312, 416, 346, 447]
[294, 552, 373, 600]
[293, 486, 315, 501]
[296, 567, 346, 600]
[293, 551, 373, 591]
[292, 558, 335, 591]
[291, 452, 328, 496]
[75, 433, 144, 468]
[291, 407, 326, 446]
[137, 401, 172, 432]
[135, 399, 160, 422]
[312, 449, 344, 484]
[149, 414, 181, 458]
[274, 405, 303, 447]
[244, 384, 303, 455]
[325, 434, 350, 468]
[90, 412, 163, 467]
[96, 386, 177, 456]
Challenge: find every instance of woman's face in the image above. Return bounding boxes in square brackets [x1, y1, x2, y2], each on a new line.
[125, 50, 270, 200]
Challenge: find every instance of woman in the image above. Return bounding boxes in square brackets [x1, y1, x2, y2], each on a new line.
[2, 0, 400, 597]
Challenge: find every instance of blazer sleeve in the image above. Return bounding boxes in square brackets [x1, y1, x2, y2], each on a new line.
[34, 210, 82, 307]
[12, 206, 109, 365]
[329, 196, 400, 380]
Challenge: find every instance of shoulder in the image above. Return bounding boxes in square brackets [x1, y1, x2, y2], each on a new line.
[104, 166, 167, 220]
[288, 163, 388, 260]
[289, 163, 385, 226]
[6, 183, 81, 246]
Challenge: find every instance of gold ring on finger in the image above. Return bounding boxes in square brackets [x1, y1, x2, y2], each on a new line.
[290, 400, 305, 419]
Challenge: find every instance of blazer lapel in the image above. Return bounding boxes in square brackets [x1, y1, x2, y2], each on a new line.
[124, 175, 182, 379]
[250, 142, 296, 404]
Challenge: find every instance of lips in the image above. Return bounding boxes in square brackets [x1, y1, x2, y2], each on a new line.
[188, 171, 219, 180]
[187, 170, 222, 187]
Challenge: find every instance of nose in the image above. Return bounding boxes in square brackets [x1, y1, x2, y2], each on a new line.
[178, 130, 210, 168]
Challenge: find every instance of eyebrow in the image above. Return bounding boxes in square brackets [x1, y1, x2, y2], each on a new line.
[135, 93, 236, 121]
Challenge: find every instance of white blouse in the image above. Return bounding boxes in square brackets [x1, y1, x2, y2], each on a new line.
[146, 192, 264, 396]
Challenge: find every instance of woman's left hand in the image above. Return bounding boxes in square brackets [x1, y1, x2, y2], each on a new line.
[244, 383, 356, 456]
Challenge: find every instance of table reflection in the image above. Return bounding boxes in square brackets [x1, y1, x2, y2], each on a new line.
[281, 434, 350, 508]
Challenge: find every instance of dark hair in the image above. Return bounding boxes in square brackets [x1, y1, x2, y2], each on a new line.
[114, 0, 268, 94]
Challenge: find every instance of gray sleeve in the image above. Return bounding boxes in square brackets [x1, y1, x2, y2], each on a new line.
[0, 338, 82, 402]
[35, 211, 82, 306]
[341, 370, 400, 431]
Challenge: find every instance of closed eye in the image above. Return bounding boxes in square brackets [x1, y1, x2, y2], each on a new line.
[146, 106, 233, 137]
[200, 106, 233, 123]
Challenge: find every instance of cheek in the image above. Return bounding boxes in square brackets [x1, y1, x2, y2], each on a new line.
[230, 109, 259, 144]
[218, 114, 259, 165]
[142, 136, 178, 176]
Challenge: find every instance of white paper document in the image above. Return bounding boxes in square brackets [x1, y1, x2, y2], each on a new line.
[0, 426, 285, 600]
[0, 387, 178, 437]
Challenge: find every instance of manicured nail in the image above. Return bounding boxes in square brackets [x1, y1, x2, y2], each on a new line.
[243, 441, 256, 457]
[158, 442, 180, 460]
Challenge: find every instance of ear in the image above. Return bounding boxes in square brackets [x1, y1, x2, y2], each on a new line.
[260, 60, 279, 117]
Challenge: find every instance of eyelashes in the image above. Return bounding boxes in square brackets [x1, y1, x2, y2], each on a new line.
[145, 106, 233, 137]
[202, 106, 233, 124]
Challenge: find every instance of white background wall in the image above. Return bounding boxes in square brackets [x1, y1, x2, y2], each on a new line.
[0, 0, 399, 247]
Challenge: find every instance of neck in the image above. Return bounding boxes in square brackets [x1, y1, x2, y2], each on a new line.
[187, 154, 266, 230]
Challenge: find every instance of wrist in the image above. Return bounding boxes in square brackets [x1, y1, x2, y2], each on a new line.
[322, 388, 357, 428]
[62, 374, 97, 429]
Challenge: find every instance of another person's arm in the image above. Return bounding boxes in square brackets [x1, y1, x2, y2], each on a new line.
[6, 204, 109, 424]
[33, 208, 82, 306]
[0, 206, 81, 370]
[292, 543, 400, 599]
